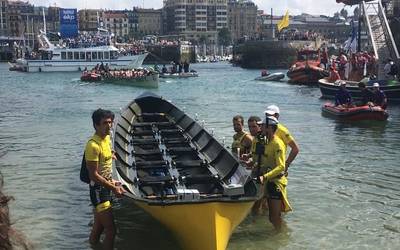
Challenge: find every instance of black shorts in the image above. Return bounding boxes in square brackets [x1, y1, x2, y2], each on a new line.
[265, 181, 282, 200]
[90, 184, 112, 212]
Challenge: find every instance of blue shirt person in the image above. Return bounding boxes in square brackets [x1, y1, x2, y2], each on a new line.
[335, 82, 352, 107]
[372, 82, 387, 109]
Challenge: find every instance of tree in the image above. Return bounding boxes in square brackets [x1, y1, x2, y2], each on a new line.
[218, 27, 231, 46]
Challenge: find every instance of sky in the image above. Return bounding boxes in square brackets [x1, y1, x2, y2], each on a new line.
[29, 0, 351, 16]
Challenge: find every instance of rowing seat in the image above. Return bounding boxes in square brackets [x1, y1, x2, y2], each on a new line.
[134, 160, 167, 167]
[173, 160, 205, 168]
[179, 175, 220, 185]
[167, 146, 194, 154]
[132, 148, 161, 156]
[138, 176, 175, 185]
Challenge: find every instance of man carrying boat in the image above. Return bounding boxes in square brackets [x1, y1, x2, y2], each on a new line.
[84, 109, 125, 250]
[264, 105, 299, 174]
[257, 116, 292, 230]
[232, 115, 252, 158]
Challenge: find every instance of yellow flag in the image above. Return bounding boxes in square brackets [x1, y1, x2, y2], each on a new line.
[277, 10, 289, 32]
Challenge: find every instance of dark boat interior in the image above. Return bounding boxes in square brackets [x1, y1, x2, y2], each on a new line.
[113, 93, 258, 203]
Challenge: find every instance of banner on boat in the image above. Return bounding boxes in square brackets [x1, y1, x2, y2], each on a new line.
[59, 8, 78, 38]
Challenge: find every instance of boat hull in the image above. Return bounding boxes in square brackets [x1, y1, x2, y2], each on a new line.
[135, 200, 253, 250]
[113, 93, 259, 250]
[81, 73, 159, 88]
[321, 103, 389, 121]
[104, 74, 159, 88]
[19, 53, 148, 72]
[318, 79, 400, 102]
[287, 65, 329, 84]
[255, 72, 285, 81]
[160, 72, 198, 78]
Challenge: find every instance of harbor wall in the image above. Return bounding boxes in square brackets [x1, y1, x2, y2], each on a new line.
[144, 44, 196, 64]
[232, 39, 322, 69]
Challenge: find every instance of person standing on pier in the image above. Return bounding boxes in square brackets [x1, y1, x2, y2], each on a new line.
[264, 105, 299, 174]
[232, 115, 252, 158]
[84, 109, 125, 250]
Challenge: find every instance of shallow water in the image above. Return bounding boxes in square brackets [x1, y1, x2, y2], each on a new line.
[0, 62, 399, 249]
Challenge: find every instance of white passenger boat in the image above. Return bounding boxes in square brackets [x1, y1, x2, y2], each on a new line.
[10, 33, 148, 72]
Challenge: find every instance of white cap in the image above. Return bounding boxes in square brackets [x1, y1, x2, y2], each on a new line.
[373, 82, 380, 87]
[264, 105, 280, 115]
[259, 116, 279, 125]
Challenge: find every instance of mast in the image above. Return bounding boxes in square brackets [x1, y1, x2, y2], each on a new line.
[42, 7, 47, 34]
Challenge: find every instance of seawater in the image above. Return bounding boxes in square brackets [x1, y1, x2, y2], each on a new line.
[0, 62, 399, 250]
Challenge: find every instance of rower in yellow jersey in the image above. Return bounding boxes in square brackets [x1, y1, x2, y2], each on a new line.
[257, 116, 292, 230]
[231, 115, 252, 158]
[264, 105, 299, 173]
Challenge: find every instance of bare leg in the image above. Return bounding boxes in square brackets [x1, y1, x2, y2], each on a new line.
[267, 198, 283, 231]
[90, 211, 104, 246]
[97, 209, 116, 250]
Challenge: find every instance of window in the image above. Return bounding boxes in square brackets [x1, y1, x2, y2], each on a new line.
[74, 52, 79, 60]
[104, 51, 110, 60]
[98, 52, 103, 60]
[86, 52, 91, 61]
[67, 52, 73, 60]
[92, 52, 97, 60]
[61, 52, 66, 60]
[110, 51, 118, 59]
[80, 52, 85, 60]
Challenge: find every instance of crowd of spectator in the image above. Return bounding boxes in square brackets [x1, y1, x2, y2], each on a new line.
[279, 29, 320, 41]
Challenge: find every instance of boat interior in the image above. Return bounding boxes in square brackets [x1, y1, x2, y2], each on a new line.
[113, 93, 258, 204]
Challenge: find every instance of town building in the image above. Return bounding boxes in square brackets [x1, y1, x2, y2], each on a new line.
[103, 11, 129, 40]
[163, 0, 228, 44]
[78, 9, 101, 31]
[227, 0, 257, 42]
[257, 13, 350, 43]
[134, 8, 162, 36]
[0, 0, 8, 36]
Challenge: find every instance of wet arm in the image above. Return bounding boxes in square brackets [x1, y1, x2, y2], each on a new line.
[263, 149, 285, 180]
[86, 161, 117, 191]
[286, 140, 299, 170]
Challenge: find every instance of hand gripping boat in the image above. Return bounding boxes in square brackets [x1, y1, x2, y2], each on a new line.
[113, 93, 259, 250]
[321, 102, 389, 121]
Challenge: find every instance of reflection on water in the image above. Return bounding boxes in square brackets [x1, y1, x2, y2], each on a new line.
[0, 62, 400, 249]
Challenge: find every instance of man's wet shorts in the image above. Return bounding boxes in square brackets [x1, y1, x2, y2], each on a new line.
[90, 184, 112, 212]
[266, 181, 283, 200]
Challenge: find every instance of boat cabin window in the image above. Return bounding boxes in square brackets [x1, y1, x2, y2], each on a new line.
[92, 52, 97, 60]
[110, 51, 118, 59]
[98, 52, 103, 60]
[80, 52, 85, 60]
[40, 51, 52, 60]
[104, 51, 110, 60]
[61, 52, 66, 60]
[86, 52, 91, 61]
[67, 52, 73, 60]
[74, 52, 79, 60]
